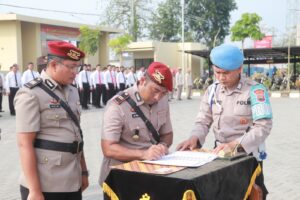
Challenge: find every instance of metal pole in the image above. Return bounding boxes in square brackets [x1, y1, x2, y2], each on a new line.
[181, 0, 185, 72]
[287, 34, 291, 91]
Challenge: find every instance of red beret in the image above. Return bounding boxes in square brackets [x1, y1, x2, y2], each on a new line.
[48, 41, 85, 61]
[147, 62, 173, 91]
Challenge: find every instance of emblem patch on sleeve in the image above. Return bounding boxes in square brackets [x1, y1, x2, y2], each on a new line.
[250, 84, 272, 120]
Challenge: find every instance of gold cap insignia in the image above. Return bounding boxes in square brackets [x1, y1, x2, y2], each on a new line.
[139, 193, 151, 200]
[182, 190, 197, 200]
[67, 50, 81, 60]
[152, 69, 165, 84]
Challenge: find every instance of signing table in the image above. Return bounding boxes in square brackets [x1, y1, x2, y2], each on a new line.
[103, 156, 261, 200]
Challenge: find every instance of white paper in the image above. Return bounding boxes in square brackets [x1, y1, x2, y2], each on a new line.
[142, 151, 218, 167]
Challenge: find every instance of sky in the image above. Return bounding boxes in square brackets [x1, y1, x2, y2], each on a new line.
[0, 0, 296, 46]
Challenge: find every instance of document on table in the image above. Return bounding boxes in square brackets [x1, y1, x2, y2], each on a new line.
[142, 151, 218, 167]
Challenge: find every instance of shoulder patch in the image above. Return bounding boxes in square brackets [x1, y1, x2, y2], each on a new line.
[250, 84, 272, 120]
[114, 92, 130, 105]
[24, 77, 43, 89]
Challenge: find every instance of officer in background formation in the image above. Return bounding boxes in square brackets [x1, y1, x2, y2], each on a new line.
[116, 66, 126, 91]
[21, 62, 40, 85]
[104, 65, 116, 102]
[78, 64, 91, 109]
[91, 64, 105, 108]
[99, 62, 174, 198]
[126, 66, 137, 87]
[177, 44, 272, 200]
[0, 64, 5, 114]
[185, 68, 193, 100]
[5, 64, 22, 116]
[175, 67, 183, 100]
[15, 41, 89, 200]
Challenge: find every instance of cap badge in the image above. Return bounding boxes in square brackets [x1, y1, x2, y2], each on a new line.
[152, 69, 165, 84]
[67, 50, 80, 60]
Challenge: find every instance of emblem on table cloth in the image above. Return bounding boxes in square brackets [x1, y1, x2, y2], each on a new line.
[139, 193, 151, 200]
[182, 190, 197, 200]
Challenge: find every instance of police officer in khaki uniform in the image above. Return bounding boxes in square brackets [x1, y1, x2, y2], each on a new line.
[177, 44, 272, 200]
[15, 41, 89, 200]
[99, 62, 174, 189]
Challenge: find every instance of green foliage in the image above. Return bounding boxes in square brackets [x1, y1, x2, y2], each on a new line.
[108, 34, 132, 63]
[186, 0, 237, 47]
[79, 26, 101, 56]
[149, 0, 236, 47]
[149, 0, 182, 42]
[231, 13, 264, 47]
[105, 0, 152, 41]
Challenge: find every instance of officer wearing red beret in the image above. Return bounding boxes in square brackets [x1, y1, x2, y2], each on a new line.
[99, 62, 174, 198]
[15, 41, 89, 200]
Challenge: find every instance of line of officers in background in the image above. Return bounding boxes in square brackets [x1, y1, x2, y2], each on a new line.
[75, 64, 145, 110]
[0, 62, 146, 116]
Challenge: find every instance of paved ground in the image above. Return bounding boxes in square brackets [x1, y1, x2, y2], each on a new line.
[0, 94, 299, 200]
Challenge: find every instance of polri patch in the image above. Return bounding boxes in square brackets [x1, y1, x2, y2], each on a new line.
[250, 84, 272, 120]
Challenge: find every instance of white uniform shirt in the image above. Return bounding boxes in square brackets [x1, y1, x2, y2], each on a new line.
[185, 73, 193, 86]
[104, 70, 116, 88]
[116, 71, 126, 89]
[126, 71, 137, 87]
[21, 69, 40, 85]
[78, 70, 91, 88]
[175, 72, 184, 86]
[136, 70, 145, 81]
[5, 71, 22, 92]
[91, 71, 104, 88]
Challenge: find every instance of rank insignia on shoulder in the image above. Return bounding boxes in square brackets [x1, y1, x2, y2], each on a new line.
[114, 92, 129, 105]
[24, 77, 43, 89]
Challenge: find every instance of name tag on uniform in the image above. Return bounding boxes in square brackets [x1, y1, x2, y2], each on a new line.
[49, 104, 61, 109]
[132, 113, 140, 118]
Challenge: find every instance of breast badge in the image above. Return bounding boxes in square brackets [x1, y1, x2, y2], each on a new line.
[240, 117, 248, 125]
[132, 128, 140, 140]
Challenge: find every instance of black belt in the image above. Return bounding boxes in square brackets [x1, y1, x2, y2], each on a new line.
[34, 139, 83, 154]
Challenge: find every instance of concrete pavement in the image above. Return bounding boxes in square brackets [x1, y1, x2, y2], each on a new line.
[0, 95, 299, 200]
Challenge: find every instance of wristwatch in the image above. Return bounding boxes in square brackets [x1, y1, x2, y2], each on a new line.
[82, 170, 89, 177]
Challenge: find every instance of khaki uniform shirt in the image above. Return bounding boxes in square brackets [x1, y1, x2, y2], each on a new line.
[99, 84, 172, 184]
[191, 76, 272, 154]
[14, 71, 83, 192]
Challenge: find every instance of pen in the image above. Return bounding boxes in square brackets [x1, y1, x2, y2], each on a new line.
[232, 126, 251, 155]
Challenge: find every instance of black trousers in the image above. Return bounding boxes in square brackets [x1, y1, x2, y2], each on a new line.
[94, 84, 105, 107]
[81, 83, 90, 109]
[20, 185, 82, 200]
[106, 83, 116, 102]
[102, 86, 107, 105]
[118, 83, 126, 92]
[9, 87, 19, 115]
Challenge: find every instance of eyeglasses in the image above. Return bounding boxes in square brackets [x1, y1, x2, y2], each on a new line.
[56, 61, 80, 72]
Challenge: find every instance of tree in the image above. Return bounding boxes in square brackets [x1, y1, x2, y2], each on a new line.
[149, 0, 182, 42]
[231, 13, 265, 49]
[108, 34, 132, 65]
[186, 0, 237, 47]
[105, 0, 153, 41]
[149, 0, 236, 47]
[79, 26, 101, 56]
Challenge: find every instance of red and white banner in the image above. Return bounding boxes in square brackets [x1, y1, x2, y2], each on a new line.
[254, 35, 272, 48]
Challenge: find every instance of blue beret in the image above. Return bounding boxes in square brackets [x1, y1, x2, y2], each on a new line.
[210, 44, 244, 71]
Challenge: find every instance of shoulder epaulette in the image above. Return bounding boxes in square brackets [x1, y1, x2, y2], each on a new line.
[24, 77, 43, 89]
[114, 92, 130, 105]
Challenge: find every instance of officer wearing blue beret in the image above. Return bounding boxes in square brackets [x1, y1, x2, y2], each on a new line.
[177, 44, 273, 199]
